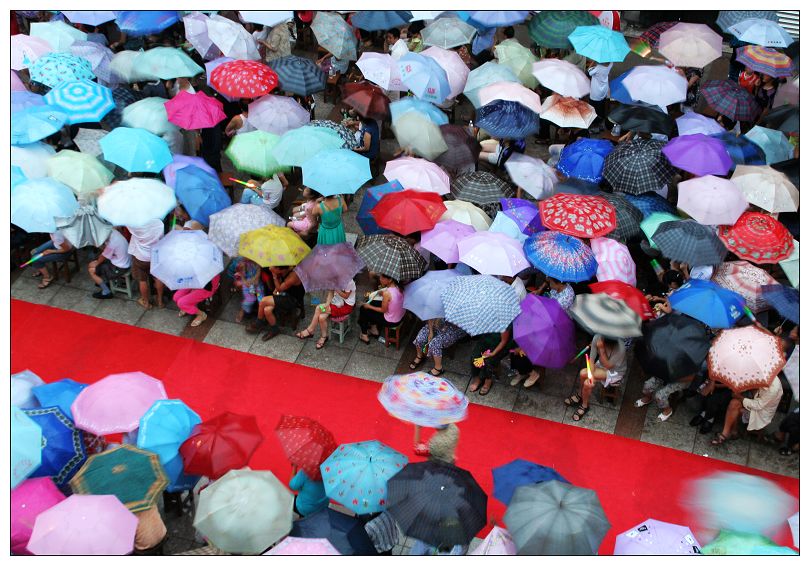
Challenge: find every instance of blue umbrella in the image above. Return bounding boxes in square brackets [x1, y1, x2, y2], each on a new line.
[290, 508, 377, 555]
[557, 138, 614, 183]
[28, 53, 95, 89]
[398, 52, 451, 104]
[356, 180, 404, 235]
[351, 11, 412, 31]
[761, 284, 800, 325]
[710, 132, 767, 166]
[404, 269, 463, 320]
[668, 279, 746, 329]
[624, 192, 678, 218]
[492, 458, 569, 505]
[11, 105, 69, 145]
[44, 79, 115, 125]
[554, 178, 601, 196]
[302, 148, 372, 197]
[390, 97, 449, 126]
[12, 406, 42, 489]
[608, 70, 637, 105]
[12, 178, 79, 233]
[137, 399, 202, 492]
[174, 166, 231, 227]
[569, 25, 630, 63]
[744, 126, 794, 165]
[12, 91, 45, 113]
[115, 10, 180, 36]
[472, 26, 497, 55]
[99, 127, 172, 173]
[162, 454, 200, 493]
[523, 231, 597, 282]
[468, 11, 529, 27]
[11, 165, 28, 189]
[476, 99, 539, 140]
[267, 55, 327, 96]
[31, 379, 88, 420]
[24, 406, 87, 487]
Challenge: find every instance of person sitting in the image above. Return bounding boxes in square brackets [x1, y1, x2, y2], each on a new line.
[534, 276, 575, 314]
[173, 275, 220, 327]
[409, 319, 468, 376]
[288, 466, 328, 518]
[287, 187, 319, 238]
[88, 228, 131, 299]
[357, 274, 405, 344]
[28, 229, 74, 289]
[247, 265, 304, 341]
[711, 374, 784, 446]
[469, 327, 514, 396]
[239, 173, 289, 212]
[565, 334, 628, 421]
[296, 280, 356, 350]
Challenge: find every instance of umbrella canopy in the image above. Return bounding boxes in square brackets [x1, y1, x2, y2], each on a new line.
[71, 371, 168, 436]
[712, 260, 779, 313]
[12, 165, 28, 189]
[274, 415, 337, 482]
[435, 124, 481, 175]
[423, 17, 477, 49]
[97, 178, 175, 228]
[439, 200, 493, 231]
[744, 126, 794, 164]
[225, 130, 286, 178]
[495, 39, 539, 87]
[608, 103, 676, 136]
[73, 128, 108, 158]
[718, 211, 793, 264]
[557, 138, 614, 183]
[479, 81, 542, 114]
[390, 96, 448, 125]
[110, 50, 157, 84]
[356, 234, 427, 282]
[569, 25, 630, 63]
[120, 97, 176, 136]
[379, 370, 469, 427]
[524, 231, 596, 282]
[150, 229, 223, 290]
[210, 59, 278, 98]
[288, 508, 375, 555]
[528, 11, 599, 49]
[239, 10, 294, 28]
[469, 525, 517, 555]
[762, 284, 800, 325]
[398, 52, 451, 104]
[477, 99, 540, 139]
[592, 236, 637, 285]
[116, 10, 179, 36]
[268, 55, 327, 96]
[614, 519, 701, 555]
[137, 399, 201, 490]
[710, 131, 767, 166]
[294, 242, 365, 293]
[356, 52, 405, 91]
[134, 47, 203, 80]
[311, 11, 357, 61]
[62, 10, 117, 26]
[11, 477, 67, 555]
[12, 370, 45, 409]
[468, 11, 528, 27]
[356, 180, 403, 235]
[180, 412, 263, 480]
[717, 11, 779, 31]
[342, 81, 390, 121]
[759, 104, 799, 133]
[702, 530, 785, 555]
[603, 139, 675, 196]
[601, 193, 643, 242]
[194, 468, 293, 555]
[500, 197, 544, 236]
[492, 459, 569, 506]
[420, 220, 476, 264]
[505, 481, 610, 555]
[659, 22, 723, 68]
[24, 406, 87, 486]
[183, 12, 221, 61]
[489, 212, 530, 243]
[351, 10, 412, 31]
[266, 536, 340, 555]
[637, 313, 711, 381]
[100, 127, 172, 173]
[32, 379, 87, 420]
[272, 126, 345, 167]
[12, 91, 46, 114]
[590, 280, 653, 320]
[27, 494, 138, 555]
[46, 150, 113, 195]
[464, 61, 520, 107]
[11, 35, 55, 71]
[451, 171, 515, 205]
[676, 175, 749, 225]
[663, 134, 734, 176]
[532, 58, 591, 99]
[538, 94, 596, 129]
[652, 219, 728, 266]
[308, 119, 357, 147]
[12, 178, 79, 234]
[513, 294, 577, 367]
[540, 194, 617, 238]
[676, 111, 727, 136]
[163, 155, 218, 188]
[371, 190, 446, 235]
[779, 240, 800, 289]
[387, 461, 487, 546]
[737, 45, 794, 78]
[12, 406, 43, 489]
[457, 231, 530, 277]
[728, 18, 794, 48]
[238, 225, 311, 268]
[668, 279, 746, 328]
[30, 20, 87, 52]
[302, 148, 371, 196]
[570, 293, 643, 339]
[441, 275, 521, 335]
[708, 326, 786, 392]
[392, 112, 449, 160]
[12, 105, 68, 145]
[54, 205, 114, 249]
[423, 46, 470, 100]
[174, 166, 230, 226]
[403, 269, 463, 320]
[165, 90, 226, 130]
[384, 156, 450, 195]
[504, 153, 558, 200]
[206, 14, 260, 60]
[702, 79, 761, 122]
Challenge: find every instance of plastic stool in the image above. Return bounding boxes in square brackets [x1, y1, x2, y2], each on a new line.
[109, 270, 135, 299]
[599, 384, 621, 406]
[330, 314, 351, 344]
[384, 324, 403, 350]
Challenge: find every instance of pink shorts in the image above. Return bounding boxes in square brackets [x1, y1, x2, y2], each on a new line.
[289, 217, 313, 234]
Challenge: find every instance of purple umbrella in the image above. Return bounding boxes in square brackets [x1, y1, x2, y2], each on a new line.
[420, 219, 476, 264]
[12, 477, 67, 555]
[500, 198, 544, 236]
[513, 294, 576, 368]
[614, 518, 701, 555]
[163, 154, 218, 188]
[662, 134, 734, 176]
[294, 242, 366, 293]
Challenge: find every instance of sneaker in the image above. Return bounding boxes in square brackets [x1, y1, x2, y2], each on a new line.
[699, 419, 715, 434]
[510, 374, 524, 387]
[92, 291, 113, 299]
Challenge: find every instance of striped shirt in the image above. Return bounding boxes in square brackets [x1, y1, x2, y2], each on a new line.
[364, 512, 401, 553]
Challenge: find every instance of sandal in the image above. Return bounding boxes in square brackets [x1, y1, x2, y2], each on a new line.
[479, 379, 492, 396]
[572, 405, 590, 421]
[409, 356, 425, 370]
[429, 367, 445, 377]
[779, 447, 794, 456]
[711, 432, 736, 446]
[469, 378, 482, 393]
[414, 442, 430, 457]
[37, 277, 54, 289]
[296, 328, 315, 340]
[523, 371, 541, 388]
[190, 312, 207, 327]
[564, 393, 582, 407]
[316, 336, 329, 350]
[137, 298, 152, 310]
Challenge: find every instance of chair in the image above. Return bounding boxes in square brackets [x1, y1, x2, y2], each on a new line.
[330, 314, 351, 344]
[49, 249, 80, 283]
[599, 384, 621, 406]
[384, 323, 404, 350]
[109, 270, 135, 299]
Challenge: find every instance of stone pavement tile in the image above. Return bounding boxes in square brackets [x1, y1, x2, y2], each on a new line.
[747, 440, 799, 479]
[216, 292, 244, 323]
[356, 331, 409, 360]
[512, 389, 567, 423]
[64, 268, 102, 292]
[249, 333, 305, 363]
[540, 366, 579, 399]
[91, 296, 147, 326]
[340, 350, 400, 382]
[48, 285, 102, 316]
[203, 320, 258, 353]
[643, 396, 699, 428]
[692, 432, 751, 466]
[466, 378, 519, 412]
[442, 371, 471, 396]
[138, 307, 196, 337]
[11, 274, 64, 305]
[295, 339, 354, 374]
[563, 404, 619, 434]
[640, 419, 698, 454]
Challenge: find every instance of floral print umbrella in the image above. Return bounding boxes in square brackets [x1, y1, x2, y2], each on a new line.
[707, 326, 786, 392]
[210, 59, 278, 99]
[540, 193, 617, 238]
[29, 53, 95, 89]
[378, 371, 468, 427]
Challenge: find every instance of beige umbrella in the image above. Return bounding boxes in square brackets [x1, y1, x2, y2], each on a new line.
[707, 326, 785, 393]
[658, 22, 723, 69]
[439, 200, 492, 231]
[538, 94, 596, 129]
[712, 260, 778, 313]
[392, 112, 449, 161]
[731, 165, 799, 213]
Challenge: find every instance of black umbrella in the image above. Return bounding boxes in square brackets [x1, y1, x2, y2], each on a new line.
[553, 177, 600, 196]
[637, 313, 712, 381]
[651, 219, 728, 266]
[386, 461, 487, 547]
[608, 103, 676, 136]
[601, 192, 643, 241]
[268, 55, 327, 96]
[289, 508, 377, 555]
[603, 138, 676, 196]
[760, 105, 799, 134]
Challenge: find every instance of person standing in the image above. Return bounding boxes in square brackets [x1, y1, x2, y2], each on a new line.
[586, 58, 612, 131]
[88, 228, 131, 299]
[257, 21, 292, 63]
[288, 466, 328, 518]
[127, 218, 166, 310]
[310, 192, 347, 245]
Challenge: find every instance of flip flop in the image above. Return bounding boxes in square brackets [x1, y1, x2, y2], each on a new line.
[190, 312, 208, 327]
[479, 380, 492, 396]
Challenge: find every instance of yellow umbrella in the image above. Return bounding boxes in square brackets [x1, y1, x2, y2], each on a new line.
[238, 225, 311, 267]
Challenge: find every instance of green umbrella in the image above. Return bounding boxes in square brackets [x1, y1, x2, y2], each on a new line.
[528, 11, 599, 49]
[69, 445, 168, 513]
[640, 212, 681, 249]
[133, 47, 204, 80]
[495, 39, 539, 88]
[225, 130, 289, 177]
[121, 97, 176, 136]
[271, 126, 346, 167]
[701, 530, 782, 555]
[46, 150, 114, 195]
[391, 112, 449, 161]
[779, 239, 799, 288]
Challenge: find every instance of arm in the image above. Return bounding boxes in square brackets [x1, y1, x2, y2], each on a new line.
[224, 115, 243, 137]
[353, 131, 372, 152]
[365, 289, 390, 313]
[288, 469, 303, 490]
[336, 288, 352, 299]
[486, 330, 512, 358]
[277, 173, 289, 188]
[742, 387, 781, 412]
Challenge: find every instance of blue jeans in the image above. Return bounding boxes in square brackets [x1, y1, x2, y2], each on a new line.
[30, 241, 70, 269]
[240, 190, 263, 206]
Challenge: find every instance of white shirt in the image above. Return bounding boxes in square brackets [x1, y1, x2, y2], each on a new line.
[260, 175, 284, 209]
[511, 277, 527, 301]
[126, 219, 165, 262]
[50, 230, 69, 249]
[331, 280, 357, 307]
[588, 63, 612, 102]
[690, 265, 713, 281]
[103, 230, 132, 269]
[743, 377, 783, 431]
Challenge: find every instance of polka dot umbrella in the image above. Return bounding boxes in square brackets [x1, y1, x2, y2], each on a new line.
[210, 59, 278, 99]
[275, 415, 337, 481]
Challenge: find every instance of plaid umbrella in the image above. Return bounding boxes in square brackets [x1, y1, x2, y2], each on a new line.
[762, 284, 800, 325]
[29, 53, 95, 89]
[351, 11, 412, 31]
[311, 11, 357, 61]
[716, 11, 778, 32]
[275, 415, 337, 481]
[268, 55, 326, 96]
[601, 193, 643, 241]
[476, 100, 540, 140]
[341, 81, 390, 121]
[708, 326, 786, 392]
[435, 124, 481, 176]
[639, 21, 678, 49]
[540, 194, 617, 238]
[652, 220, 728, 266]
[356, 234, 427, 282]
[712, 260, 778, 313]
[309, 120, 356, 148]
[759, 105, 799, 134]
[603, 139, 675, 196]
[608, 103, 675, 136]
[637, 313, 712, 381]
[523, 231, 597, 282]
[451, 171, 515, 208]
[569, 294, 643, 339]
[718, 211, 794, 264]
[710, 132, 767, 166]
[24, 407, 87, 487]
[736, 46, 794, 78]
[702, 80, 761, 122]
[528, 11, 599, 49]
[441, 275, 521, 335]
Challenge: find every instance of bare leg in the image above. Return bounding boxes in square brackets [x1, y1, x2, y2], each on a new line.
[432, 354, 443, 371]
[262, 297, 277, 326]
[317, 311, 330, 338]
[581, 368, 606, 409]
[154, 278, 166, 308]
[88, 261, 103, 285]
[719, 398, 742, 439]
[138, 280, 151, 308]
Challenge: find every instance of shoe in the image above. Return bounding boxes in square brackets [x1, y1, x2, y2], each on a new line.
[689, 414, 705, 427]
[92, 291, 113, 300]
[699, 420, 714, 434]
[510, 374, 524, 387]
[506, 369, 519, 378]
[523, 371, 541, 388]
[246, 320, 265, 334]
[657, 410, 673, 422]
[261, 326, 280, 341]
[634, 398, 652, 408]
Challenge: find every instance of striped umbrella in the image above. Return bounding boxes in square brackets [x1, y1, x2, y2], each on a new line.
[356, 234, 427, 282]
[736, 46, 794, 78]
[540, 194, 616, 238]
[44, 80, 114, 125]
[718, 211, 794, 264]
[29, 53, 95, 89]
[528, 11, 599, 49]
[441, 275, 521, 335]
[268, 55, 327, 96]
[451, 171, 515, 207]
[712, 260, 778, 313]
[702, 80, 761, 122]
[523, 231, 597, 283]
[603, 138, 675, 195]
[569, 294, 643, 339]
[591, 237, 636, 286]
[708, 326, 786, 392]
[601, 193, 643, 242]
[652, 220, 728, 266]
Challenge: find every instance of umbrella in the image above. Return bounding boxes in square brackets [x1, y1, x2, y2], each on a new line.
[356, 180, 404, 235]
[294, 242, 365, 293]
[62, 11, 117, 26]
[540, 194, 617, 238]
[11, 477, 67, 555]
[779, 240, 800, 289]
[663, 134, 734, 177]
[266, 537, 340, 555]
[390, 96, 448, 125]
[371, 190, 446, 235]
[150, 229, 223, 290]
[439, 200, 493, 231]
[451, 171, 515, 206]
[528, 11, 599, 49]
[194, 468, 293, 555]
[183, 12, 221, 61]
[652, 219, 728, 266]
[640, 210, 684, 243]
[121, 97, 175, 136]
[12, 165, 28, 189]
[554, 178, 601, 197]
[500, 198, 544, 236]
[403, 269, 463, 320]
[174, 166, 231, 226]
[356, 234, 427, 281]
[71, 371, 168, 437]
[728, 18, 794, 48]
[457, 231, 530, 277]
[737, 45, 794, 78]
[100, 127, 172, 173]
[495, 39, 539, 87]
[398, 52, 451, 104]
[311, 11, 357, 61]
[423, 46, 470, 100]
[489, 212, 529, 243]
[658, 23, 723, 68]
[492, 459, 569, 506]
[102, 86, 145, 129]
[116, 10, 179, 36]
[422, 17, 477, 49]
[238, 225, 311, 268]
[30, 20, 87, 52]
[55, 204, 114, 249]
[46, 150, 113, 195]
[12, 105, 68, 145]
[531, 58, 591, 99]
[569, 25, 630, 63]
[12, 91, 45, 114]
[557, 138, 614, 183]
[420, 220, 476, 264]
[513, 294, 577, 367]
[601, 193, 643, 242]
[180, 412, 263, 480]
[468, 11, 528, 27]
[479, 81, 542, 114]
[12, 406, 42, 489]
[110, 50, 157, 84]
[225, 130, 286, 178]
[464, 61, 520, 107]
[759, 104, 799, 133]
[387, 461, 487, 546]
[12, 178, 79, 234]
[570, 293, 643, 339]
[676, 111, 727, 136]
[590, 280, 654, 320]
[69, 445, 167, 512]
[603, 139, 675, 196]
[640, 21, 681, 49]
[274, 415, 337, 482]
[676, 175, 749, 225]
[308, 119, 356, 147]
[470, 526, 518, 556]
[302, 148, 371, 196]
[668, 279, 746, 328]
[208, 204, 285, 257]
[44, 79, 114, 125]
[12, 370, 45, 409]
[392, 112, 449, 160]
[288, 508, 375, 555]
[162, 154, 217, 188]
[788, 513, 799, 548]
[614, 519, 701, 555]
[441, 274, 521, 335]
[356, 52, 405, 91]
[351, 10, 412, 31]
[210, 60, 278, 99]
[165, 90, 226, 130]
[744, 126, 794, 164]
[717, 11, 779, 31]
[136, 399, 201, 491]
[524, 231, 596, 282]
[702, 80, 761, 122]
[702, 530, 784, 555]
[268, 55, 327, 96]
[762, 284, 799, 324]
[608, 103, 676, 136]
[27, 494, 138, 555]
[97, 178, 175, 228]
[342, 81, 390, 121]
[718, 211, 793, 264]
[273, 126, 345, 167]
[31, 379, 87, 420]
[22, 406, 86, 487]
[134, 47, 203, 80]
[710, 131, 767, 166]
[504, 481, 610, 555]
[477, 99, 540, 139]
[504, 153, 558, 200]
[636, 313, 711, 381]
[707, 326, 786, 392]
[11, 69, 27, 91]
[11, 34, 51, 71]
[538, 94, 596, 129]
[206, 14, 260, 60]
[239, 10, 294, 28]
[384, 156, 450, 195]
[713, 260, 778, 313]
[435, 124, 481, 174]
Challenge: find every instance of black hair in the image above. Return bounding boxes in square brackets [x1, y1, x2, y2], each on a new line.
[408, 21, 425, 34]
[503, 26, 515, 39]
[386, 28, 400, 38]
[308, 188, 323, 199]
[473, 49, 495, 66]
[547, 277, 562, 285]
[662, 270, 684, 288]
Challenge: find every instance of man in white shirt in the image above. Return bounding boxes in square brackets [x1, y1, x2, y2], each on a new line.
[89, 229, 132, 299]
[126, 219, 166, 309]
[385, 28, 409, 60]
[587, 59, 613, 132]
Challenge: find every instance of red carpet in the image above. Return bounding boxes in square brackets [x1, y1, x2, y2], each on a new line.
[12, 299, 798, 553]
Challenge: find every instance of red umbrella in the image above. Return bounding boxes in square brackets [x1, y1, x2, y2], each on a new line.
[539, 193, 617, 238]
[164, 91, 226, 130]
[370, 189, 447, 235]
[179, 412, 264, 479]
[210, 60, 279, 99]
[341, 80, 391, 121]
[718, 211, 794, 264]
[275, 415, 337, 481]
[589, 280, 655, 320]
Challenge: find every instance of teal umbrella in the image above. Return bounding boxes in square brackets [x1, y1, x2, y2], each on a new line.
[100, 127, 173, 173]
[46, 150, 114, 195]
[701, 530, 783, 555]
[569, 25, 631, 63]
[528, 11, 599, 49]
[744, 126, 794, 164]
[11, 105, 68, 145]
[12, 406, 42, 489]
[133, 47, 204, 80]
[12, 178, 79, 233]
[302, 148, 372, 197]
[137, 399, 201, 492]
[12, 165, 27, 188]
[29, 53, 95, 89]
[30, 20, 87, 52]
[45, 79, 115, 125]
[640, 212, 681, 249]
[464, 61, 520, 108]
[311, 11, 357, 61]
[271, 126, 346, 167]
[121, 97, 175, 136]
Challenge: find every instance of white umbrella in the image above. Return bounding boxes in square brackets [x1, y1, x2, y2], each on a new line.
[239, 11, 294, 27]
[150, 230, 224, 290]
[12, 370, 45, 409]
[11, 142, 56, 179]
[440, 200, 493, 231]
[504, 152, 558, 200]
[12, 178, 80, 234]
[97, 178, 176, 228]
[659, 22, 723, 69]
[478, 81, 542, 114]
[411, 11, 445, 21]
[458, 231, 530, 277]
[731, 165, 799, 213]
[464, 61, 520, 108]
[247, 94, 310, 135]
[110, 50, 157, 83]
[531, 59, 591, 99]
[207, 14, 260, 61]
[489, 212, 529, 243]
[70, 41, 118, 86]
[383, 156, 450, 195]
[423, 46, 470, 100]
[183, 12, 221, 61]
[356, 52, 405, 91]
[391, 112, 449, 161]
[30, 21, 87, 52]
[622, 66, 687, 111]
[422, 17, 477, 49]
[11, 35, 52, 71]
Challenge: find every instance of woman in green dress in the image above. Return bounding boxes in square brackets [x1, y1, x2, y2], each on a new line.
[310, 189, 347, 245]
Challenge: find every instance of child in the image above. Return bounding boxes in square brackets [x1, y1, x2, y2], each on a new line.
[287, 187, 319, 237]
[234, 258, 265, 323]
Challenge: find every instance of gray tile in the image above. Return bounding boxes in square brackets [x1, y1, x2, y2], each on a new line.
[340, 350, 400, 382]
[137, 308, 193, 336]
[640, 420, 697, 454]
[442, 371, 472, 396]
[63, 265, 101, 292]
[692, 432, 751, 466]
[541, 366, 580, 399]
[48, 285, 102, 316]
[563, 404, 619, 434]
[91, 296, 147, 326]
[466, 376, 519, 412]
[643, 397, 699, 428]
[217, 292, 249, 323]
[513, 389, 567, 423]
[11, 274, 64, 304]
[295, 340, 354, 374]
[747, 440, 799, 479]
[249, 333, 305, 363]
[357, 329, 410, 360]
[203, 320, 258, 352]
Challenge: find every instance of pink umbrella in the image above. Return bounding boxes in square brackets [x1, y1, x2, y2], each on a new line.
[538, 94, 596, 129]
[27, 494, 139, 555]
[659, 22, 723, 69]
[384, 156, 450, 195]
[421, 219, 477, 263]
[12, 70, 27, 92]
[71, 372, 168, 436]
[423, 46, 470, 100]
[676, 175, 749, 226]
[165, 90, 226, 130]
[591, 237, 636, 286]
[479, 81, 542, 114]
[12, 477, 67, 555]
[531, 59, 591, 99]
[12, 34, 52, 71]
[712, 260, 778, 313]
[163, 154, 218, 188]
[356, 52, 405, 91]
[458, 231, 531, 277]
[469, 526, 517, 555]
[247, 94, 311, 135]
[264, 537, 341, 555]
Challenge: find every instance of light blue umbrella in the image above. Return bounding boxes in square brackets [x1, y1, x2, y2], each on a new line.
[150, 230, 224, 291]
[116, 11, 180, 37]
[302, 148, 372, 197]
[272, 126, 346, 167]
[468, 11, 529, 27]
[29, 20, 87, 52]
[97, 178, 176, 228]
[62, 11, 117, 26]
[464, 61, 520, 108]
[489, 211, 529, 243]
[44, 80, 115, 125]
[12, 142, 56, 179]
[11, 165, 27, 188]
[12, 178, 79, 233]
[569, 25, 630, 63]
[744, 126, 794, 164]
[398, 52, 451, 104]
[133, 47, 204, 80]
[351, 11, 412, 31]
[28, 53, 95, 89]
[441, 274, 521, 335]
[121, 97, 175, 136]
[404, 269, 463, 320]
[390, 97, 450, 126]
[137, 399, 201, 491]
[12, 406, 42, 489]
[11, 105, 68, 145]
[32, 379, 88, 420]
[11, 91, 45, 113]
[727, 18, 794, 48]
[174, 166, 231, 227]
[100, 127, 172, 173]
[716, 11, 778, 32]
[12, 370, 45, 409]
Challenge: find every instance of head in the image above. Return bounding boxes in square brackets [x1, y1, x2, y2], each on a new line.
[503, 26, 515, 39]
[308, 188, 323, 200]
[269, 265, 292, 276]
[760, 73, 775, 86]
[378, 274, 398, 287]
[428, 423, 459, 465]
[302, 186, 316, 200]
[385, 28, 400, 45]
[790, 325, 799, 344]
[408, 22, 424, 38]
[597, 335, 619, 350]
[547, 277, 565, 290]
[174, 204, 190, 222]
[662, 269, 684, 290]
